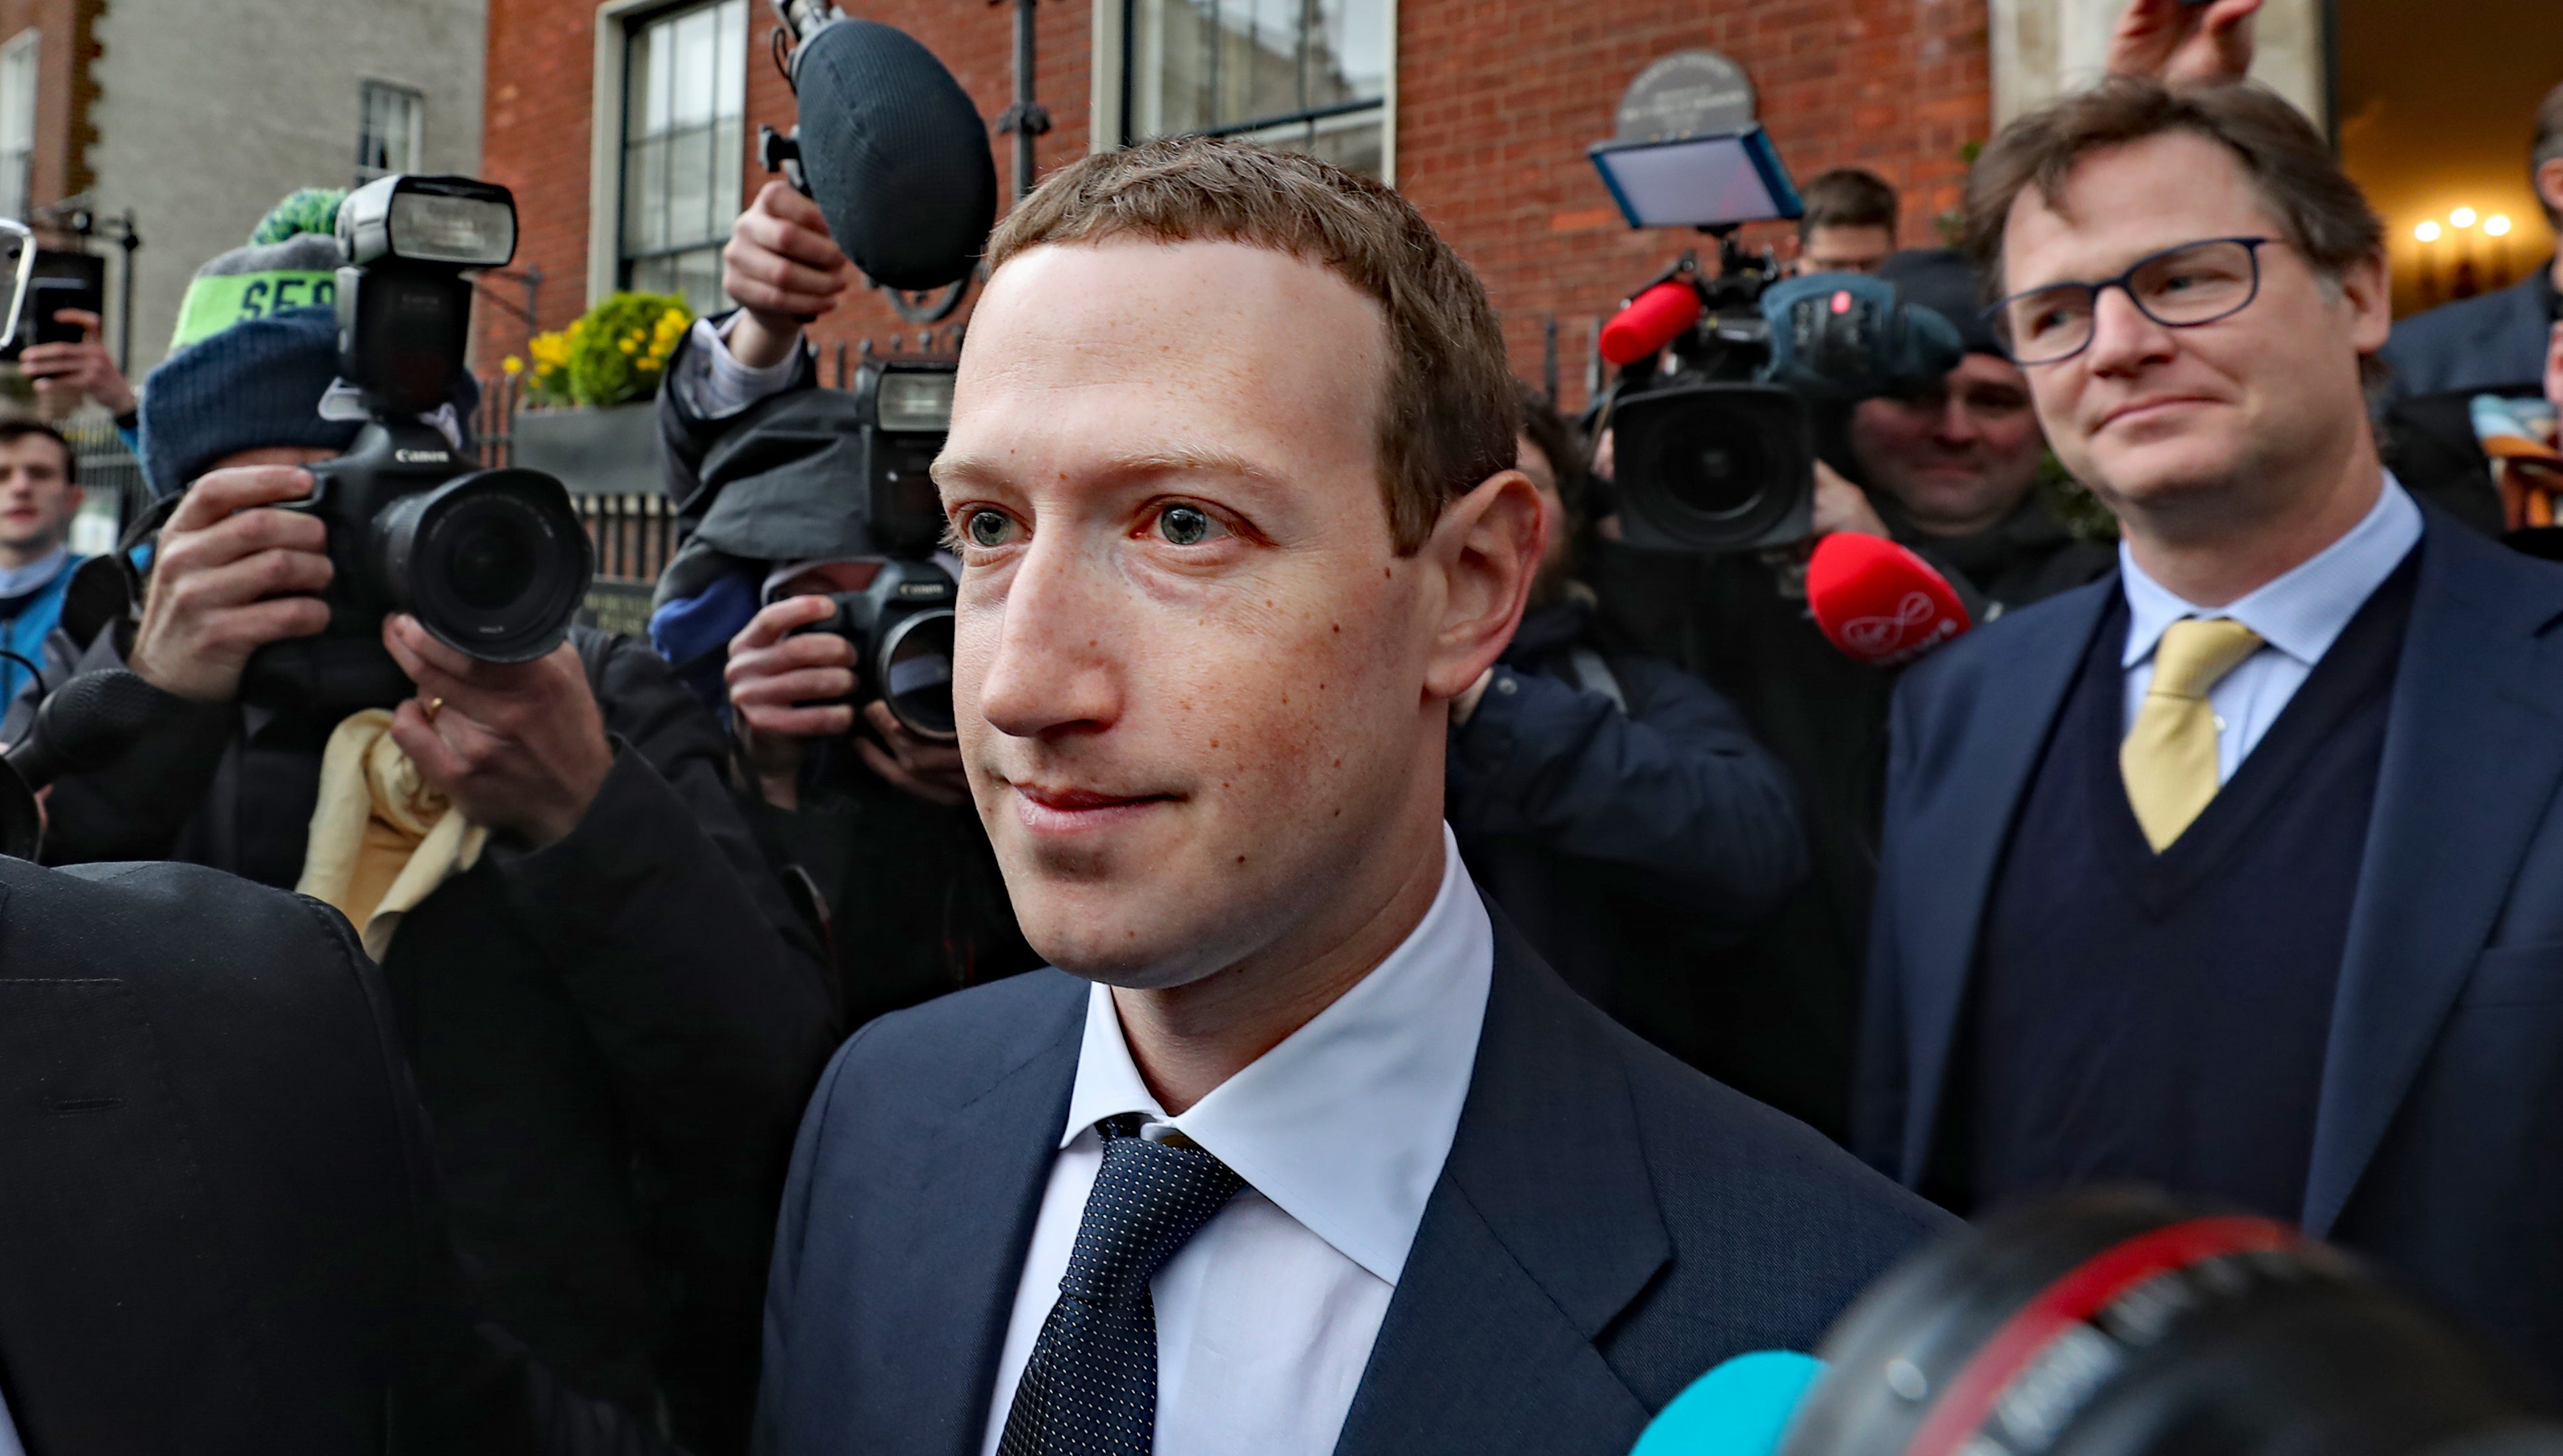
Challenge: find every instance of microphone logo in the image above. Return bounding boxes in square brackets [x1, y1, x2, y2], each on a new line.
[1843, 591, 1950, 658]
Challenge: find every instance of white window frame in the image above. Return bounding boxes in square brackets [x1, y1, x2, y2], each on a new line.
[355, 79, 425, 185]
[589, 0, 746, 311]
[1091, 0, 1398, 185]
[0, 30, 39, 224]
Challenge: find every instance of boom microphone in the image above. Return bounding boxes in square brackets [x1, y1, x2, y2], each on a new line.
[1631, 1351, 1826, 1456]
[1602, 281, 1705, 367]
[1806, 531, 1971, 667]
[776, 15, 998, 291]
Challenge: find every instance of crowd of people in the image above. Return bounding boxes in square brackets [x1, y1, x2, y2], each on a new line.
[0, 0, 2560, 1450]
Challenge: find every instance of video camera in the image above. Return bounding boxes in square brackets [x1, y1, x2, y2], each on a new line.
[783, 357, 959, 743]
[1599, 238, 1965, 553]
[241, 174, 594, 715]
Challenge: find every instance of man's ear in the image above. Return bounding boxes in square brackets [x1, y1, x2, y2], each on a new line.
[2339, 248, 2393, 355]
[2538, 159, 2563, 226]
[1419, 467, 1545, 704]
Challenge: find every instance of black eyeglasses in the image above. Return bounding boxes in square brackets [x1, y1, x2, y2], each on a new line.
[1983, 237, 2273, 365]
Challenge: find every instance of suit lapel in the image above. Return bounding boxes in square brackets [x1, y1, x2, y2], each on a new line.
[893, 981, 1085, 1456]
[2302, 521, 2563, 1234]
[1333, 916, 1666, 1456]
[1897, 583, 2115, 1178]
[0, 946, 259, 1453]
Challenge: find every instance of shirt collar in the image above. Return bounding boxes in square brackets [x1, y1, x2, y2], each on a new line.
[0, 545, 69, 600]
[2120, 472, 2422, 671]
[1061, 824, 1493, 1286]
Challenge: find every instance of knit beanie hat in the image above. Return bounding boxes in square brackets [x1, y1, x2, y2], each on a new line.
[138, 306, 362, 498]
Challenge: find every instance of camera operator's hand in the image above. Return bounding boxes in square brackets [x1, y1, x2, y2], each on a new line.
[1811, 461, 1892, 541]
[726, 595, 856, 809]
[724, 180, 853, 370]
[854, 700, 971, 808]
[382, 614, 613, 848]
[21, 310, 137, 416]
[20, 309, 137, 416]
[127, 466, 335, 702]
[2107, 0, 2258, 86]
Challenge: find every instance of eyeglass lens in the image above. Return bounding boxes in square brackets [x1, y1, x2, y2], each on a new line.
[1997, 239, 2262, 364]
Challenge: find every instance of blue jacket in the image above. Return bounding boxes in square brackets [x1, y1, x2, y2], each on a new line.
[0, 552, 84, 741]
[1859, 507, 2563, 1389]
[2381, 269, 2556, 398]
[755, 913, 1948, 1456]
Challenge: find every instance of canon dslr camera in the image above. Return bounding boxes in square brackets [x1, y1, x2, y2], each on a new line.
[791, 357, 959, 742]
[241, 174, 594, 713]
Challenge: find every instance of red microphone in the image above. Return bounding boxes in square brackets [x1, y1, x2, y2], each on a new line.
[1599, 281, 1703, 366]
[1806, 532, 1973, 667]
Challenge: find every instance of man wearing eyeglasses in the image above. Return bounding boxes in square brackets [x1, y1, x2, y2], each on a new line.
[1857, 73, 2563, 1392]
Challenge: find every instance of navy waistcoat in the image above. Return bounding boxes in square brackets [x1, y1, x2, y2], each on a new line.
[1937, 550, 2420, 1219]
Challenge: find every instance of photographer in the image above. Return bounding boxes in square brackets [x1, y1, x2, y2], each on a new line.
[1587, 251, 2106, 1142]
[0, 420, 87, 739]
[650, 180, 1035, 1030]
[1793, 168, 1900, 277]
[40, 270, 835, 1450]
[1447, 386, 1804, 1062]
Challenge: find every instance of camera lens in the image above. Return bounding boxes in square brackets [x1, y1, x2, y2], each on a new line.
[1610, 383, 1816, 552]
[877, 607, 956, 742]
[375, 467, 594, 663]
[446, 510, 537, 611]
[1652, 411, 1773, 519]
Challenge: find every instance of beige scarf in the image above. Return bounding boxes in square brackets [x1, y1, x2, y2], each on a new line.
[296, 709, 487, 960]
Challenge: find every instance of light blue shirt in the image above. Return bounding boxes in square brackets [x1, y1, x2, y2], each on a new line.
[0, 1387, 20, 1456]
[2120, 473, 2422, 785]
[0, 543, 68, 599]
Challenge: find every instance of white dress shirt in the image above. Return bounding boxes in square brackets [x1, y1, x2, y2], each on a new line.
[979, 825, 1494, 1456]
[667, 314, 803, 420]
[2120, 473, 2422, 783]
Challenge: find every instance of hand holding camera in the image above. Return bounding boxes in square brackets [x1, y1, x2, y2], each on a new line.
[382, 613, 612, 847]
[724, 180, 853, 370]
[726, 593, 969, 810]
[127, 465, 336, 702]
[20, 308, 136, 416]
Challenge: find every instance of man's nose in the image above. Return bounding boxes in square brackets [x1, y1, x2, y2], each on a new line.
[2082, 286, 2177, 377]
[973, 534, 1124, 743]
[1936, 394, 1984, 445]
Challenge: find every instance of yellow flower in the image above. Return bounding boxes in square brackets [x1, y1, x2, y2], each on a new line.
[619, 337, 638, 354]
[502, 355, 524, 376]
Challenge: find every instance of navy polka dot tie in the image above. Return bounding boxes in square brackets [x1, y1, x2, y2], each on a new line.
[997, 1114, 1245, 1456]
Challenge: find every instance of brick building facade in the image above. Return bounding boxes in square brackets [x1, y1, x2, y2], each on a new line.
[479, 0, 1993, 411]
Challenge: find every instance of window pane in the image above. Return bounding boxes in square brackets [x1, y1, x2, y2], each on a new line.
[621, 1, 747, 278]
[1124, 0, 1386, 177]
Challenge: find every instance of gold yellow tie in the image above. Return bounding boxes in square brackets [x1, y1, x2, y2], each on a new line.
[2121, 616, 2265, 851]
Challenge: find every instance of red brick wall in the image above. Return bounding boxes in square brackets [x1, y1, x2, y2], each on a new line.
[0, 0, 101, 227]
[480, 0, 1989, 407]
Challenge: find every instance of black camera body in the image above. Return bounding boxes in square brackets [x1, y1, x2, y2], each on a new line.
[1609, 236, 1964, 554]
[239, 174, 594, 716]
[802, 558, 958, 742]
[784, 356, 959, 743]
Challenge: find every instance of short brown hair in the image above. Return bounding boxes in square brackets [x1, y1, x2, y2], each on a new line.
[1798, 168, 1899, 241]
[1964, 79, 2383, 290]
[0, 420, 75, 484]
[2534, 80, 2563, 229]
[986, 136, 1517, 554]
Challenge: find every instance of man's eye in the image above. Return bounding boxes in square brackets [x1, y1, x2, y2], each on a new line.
[965, 510, 1016, 548]
[1153, 504, 1223, 546]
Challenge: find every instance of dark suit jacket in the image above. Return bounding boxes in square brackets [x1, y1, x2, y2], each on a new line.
[0, 857, 669, 1455]
[755, 911, 1948, 1455]
[1859, 508, 2563, 1387]
[2381, 270, 2555, 398]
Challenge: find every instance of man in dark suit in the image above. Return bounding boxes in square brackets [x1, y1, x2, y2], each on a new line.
[0, 853, 667, 1454]
[717, 138, 1946, 1456]
[2381, 79, 2563, 397]
[1861, 77, 2563, 1390]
